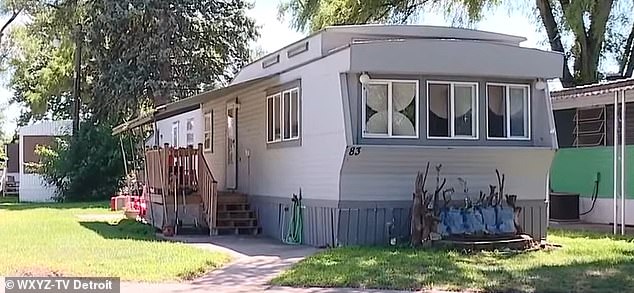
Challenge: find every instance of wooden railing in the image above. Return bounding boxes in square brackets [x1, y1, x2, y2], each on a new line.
[197, 143, 218, 230]
[143, 144, 218, 231]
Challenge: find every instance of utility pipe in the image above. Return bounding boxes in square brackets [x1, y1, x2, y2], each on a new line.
[614, 91, 619, 235]
[621, 90, 627, 235]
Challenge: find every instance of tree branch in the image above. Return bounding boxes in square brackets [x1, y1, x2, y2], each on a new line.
[620, 22, 634, 77]
[0, 7, 24, 43]
[588, 0, 613, 56]
[536, 0, 574, 87]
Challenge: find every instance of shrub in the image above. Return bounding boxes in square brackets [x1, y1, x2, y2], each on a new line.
[38, 123, 126, 202]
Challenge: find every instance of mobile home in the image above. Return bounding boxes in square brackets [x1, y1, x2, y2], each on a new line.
[116, 25, 563, 246]
[550, 79, 634, 227]
[18, 120, 72, 202]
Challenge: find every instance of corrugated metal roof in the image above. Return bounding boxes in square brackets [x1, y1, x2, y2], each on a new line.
[551, 78, 634, 100]
[112, 74, 279, 135]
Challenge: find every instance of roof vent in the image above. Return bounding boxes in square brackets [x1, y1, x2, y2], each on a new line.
[287, 42, 309, 58]
[262, 54, 280, 68]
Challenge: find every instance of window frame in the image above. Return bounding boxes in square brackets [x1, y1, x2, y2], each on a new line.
[171, 121, 179, 147]
[485, 82, 531, 141]
[361, 79, 420, 139]
[426, 80, 479, 140]
[203, 111, 213, 152]
[266, 87, 301, 144]
[185, 118, 195, 146]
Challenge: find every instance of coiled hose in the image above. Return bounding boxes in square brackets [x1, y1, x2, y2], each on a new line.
[284, 191, 303, 245]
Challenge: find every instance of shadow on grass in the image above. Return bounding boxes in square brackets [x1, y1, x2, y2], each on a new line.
[79, 219, 158, 241]
[274, 245, 634, 293]
[0, 200, 109, 211]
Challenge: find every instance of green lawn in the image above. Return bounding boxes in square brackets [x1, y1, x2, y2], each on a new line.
[272, 229, 634, 293]
[0, 197, 230, 281]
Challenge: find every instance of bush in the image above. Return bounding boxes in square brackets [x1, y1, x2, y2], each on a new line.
[38, 123, 127, 202]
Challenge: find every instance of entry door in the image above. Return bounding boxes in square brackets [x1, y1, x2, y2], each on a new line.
[226, 102, 238, 189]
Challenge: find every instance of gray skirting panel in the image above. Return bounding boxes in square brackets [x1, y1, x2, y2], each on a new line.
[249, 195, 548, 246]
[517, 200, 548, 240]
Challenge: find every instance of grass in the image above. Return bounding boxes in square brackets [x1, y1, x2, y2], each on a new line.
[0, 197, 231, 282]
[272, 229, 634, 293]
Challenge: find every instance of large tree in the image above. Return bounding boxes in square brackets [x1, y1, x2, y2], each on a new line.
[280, 0, 634, 87]
[8, 0, 258, 124]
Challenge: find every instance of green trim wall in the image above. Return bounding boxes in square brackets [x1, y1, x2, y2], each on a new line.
[550, 146, 634, 198]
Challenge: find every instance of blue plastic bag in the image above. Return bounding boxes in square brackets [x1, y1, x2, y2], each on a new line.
[446, 208, 465, 235]
[467, 208, 485, 234]
[480, 206, 498, 234]
[496, 206, 517, 234]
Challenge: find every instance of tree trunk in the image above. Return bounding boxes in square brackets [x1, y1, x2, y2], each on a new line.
[535, 0, 574, 87]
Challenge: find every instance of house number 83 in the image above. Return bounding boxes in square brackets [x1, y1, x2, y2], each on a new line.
[348, 146, 361, 156]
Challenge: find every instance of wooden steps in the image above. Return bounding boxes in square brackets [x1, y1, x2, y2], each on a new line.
[212, 191, 260, 235]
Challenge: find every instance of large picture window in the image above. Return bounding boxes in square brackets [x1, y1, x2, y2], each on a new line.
[487, 83, 530, 139]
[267, 87, 300, 143]
[363, 80, 419, 138]
[427, 81, 478, 139]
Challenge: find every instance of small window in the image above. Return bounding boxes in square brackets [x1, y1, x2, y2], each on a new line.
[487, 84, 530, 139]
[171, 121, 179, 147]
[203, 111, 213, 152]
[427, 81, 478, 139]
[363, 80, 418, 138]
[186, 118, 195, 145]
[267, 88, 300, 143]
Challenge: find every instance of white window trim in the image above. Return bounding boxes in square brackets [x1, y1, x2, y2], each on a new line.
[485, 82, 531, 141]
[266, 93, 281, 143]
[266, 87, 301, 144]
[171, 121, 179, 147]
[203, 111, 213, 152]
[285, 88, 300, 141]
[426, 81, 479, 140]
[361, 79, 420, 139]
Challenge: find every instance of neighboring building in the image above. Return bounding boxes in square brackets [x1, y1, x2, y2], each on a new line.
[18, 120, 72, 202]
[550, 79, 634, 225]
[116, 25, 563, 246]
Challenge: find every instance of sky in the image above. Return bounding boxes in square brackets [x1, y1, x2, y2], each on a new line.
[0, 0, 605, 136]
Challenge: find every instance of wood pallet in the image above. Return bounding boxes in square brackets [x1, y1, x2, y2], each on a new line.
[211, 192, 259, 235]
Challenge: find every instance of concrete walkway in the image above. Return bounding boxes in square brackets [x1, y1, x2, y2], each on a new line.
[121, 235, 416, 292]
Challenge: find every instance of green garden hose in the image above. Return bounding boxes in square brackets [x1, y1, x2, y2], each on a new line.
[284, 191, 303, 245]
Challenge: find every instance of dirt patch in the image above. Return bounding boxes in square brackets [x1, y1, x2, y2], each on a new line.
[13, 267, 66, 277]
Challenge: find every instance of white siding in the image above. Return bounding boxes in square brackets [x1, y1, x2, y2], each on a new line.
[149, 109, 203, 148]
[204, 49, 351, 200]
[19, 174, 56, 202]
[19, 120, 72, 136]
[340, 146, 555, 202]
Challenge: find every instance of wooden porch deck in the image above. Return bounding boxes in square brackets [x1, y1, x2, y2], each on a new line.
[143, 144, 259, 236]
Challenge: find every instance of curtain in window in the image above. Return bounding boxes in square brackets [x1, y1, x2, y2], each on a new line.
[488, 85, 506, 137]
[454, 85, 473, 136]
[509, 87, 526, 137]
[365, 84, 389, 134]
[392, 82, 416, 136]
[429, 84, 449, 137]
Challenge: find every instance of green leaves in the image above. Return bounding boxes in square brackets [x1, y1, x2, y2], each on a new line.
[8, 0, 258, 124]
[37, 123, 127, 202]
[279, 0, 497, 33]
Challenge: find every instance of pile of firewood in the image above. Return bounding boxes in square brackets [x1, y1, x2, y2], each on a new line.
[410, 162, 523, 247]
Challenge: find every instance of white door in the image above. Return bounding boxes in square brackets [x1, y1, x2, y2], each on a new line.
[226, 102, 238, 189]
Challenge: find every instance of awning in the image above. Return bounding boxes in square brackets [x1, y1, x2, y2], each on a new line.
[112, 74, 279, 135]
